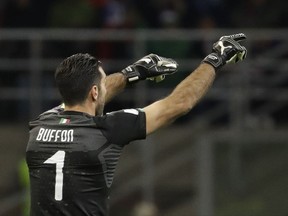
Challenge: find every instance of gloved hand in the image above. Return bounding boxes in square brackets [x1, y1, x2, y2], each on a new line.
[121, 54, 178, 83]
[202, 33, 247, 70]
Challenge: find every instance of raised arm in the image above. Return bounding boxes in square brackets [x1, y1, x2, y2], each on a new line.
[104, 54, 178, 103]
[143, 33, 247, 135]
[105, 72, 127, 103]
[144, 63, 215, 134]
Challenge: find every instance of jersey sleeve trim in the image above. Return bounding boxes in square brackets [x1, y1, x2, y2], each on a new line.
[100, 108, 146, 146]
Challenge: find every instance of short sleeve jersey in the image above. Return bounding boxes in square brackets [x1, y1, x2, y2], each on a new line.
[26, 106, 146, 216]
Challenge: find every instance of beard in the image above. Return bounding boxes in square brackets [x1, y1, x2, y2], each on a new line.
[95, 81, 106, 116]
[96, 103, 105, 116]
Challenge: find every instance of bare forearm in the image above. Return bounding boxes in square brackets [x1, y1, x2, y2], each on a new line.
[156, 63, 216, 124]
[168, 63, 216, 116]
[105, 72, 127, 103]
[144, 63, 216, 134]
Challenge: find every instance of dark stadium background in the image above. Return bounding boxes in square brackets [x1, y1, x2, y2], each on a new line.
[0, 0, 288, 215]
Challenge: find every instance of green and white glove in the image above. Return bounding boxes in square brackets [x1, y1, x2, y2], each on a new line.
[202, 33, 247, 70]
[121, 54, 178, 83]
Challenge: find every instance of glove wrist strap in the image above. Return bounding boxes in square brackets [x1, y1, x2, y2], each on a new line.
[121, 66, 141, 83]
[202, 53, 223, 70]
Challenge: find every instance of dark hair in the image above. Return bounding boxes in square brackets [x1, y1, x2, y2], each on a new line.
[55, 53, 102, 106]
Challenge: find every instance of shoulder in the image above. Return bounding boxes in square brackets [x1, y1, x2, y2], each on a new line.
[104, 108, 145, 124]
[95, 108, 146, 145]
[95, 108, 145, 127]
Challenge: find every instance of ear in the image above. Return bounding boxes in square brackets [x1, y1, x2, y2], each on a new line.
[91, 85, 98, 101]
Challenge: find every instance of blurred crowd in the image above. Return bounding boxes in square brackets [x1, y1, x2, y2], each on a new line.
[0, 0, 288, 123]
[0, 0, 287, 30]
[0, 0, 287, 61]
[0, 2, 287, 215]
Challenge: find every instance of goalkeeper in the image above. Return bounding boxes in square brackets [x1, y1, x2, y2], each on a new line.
[26, 33, 247, 216]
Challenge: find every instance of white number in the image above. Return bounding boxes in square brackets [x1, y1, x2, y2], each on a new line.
[44, 150, 66, 201]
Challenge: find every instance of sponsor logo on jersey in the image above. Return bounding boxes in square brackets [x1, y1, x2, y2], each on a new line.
[36, 128, 74, 142]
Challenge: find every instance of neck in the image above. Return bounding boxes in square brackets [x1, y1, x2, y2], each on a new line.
[64, 102, 96, 116]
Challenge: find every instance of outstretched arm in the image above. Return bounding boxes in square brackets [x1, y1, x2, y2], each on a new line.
[143, 33, 247, 135]
[144, 63, 215, 134]
[104, 54, 178, 103]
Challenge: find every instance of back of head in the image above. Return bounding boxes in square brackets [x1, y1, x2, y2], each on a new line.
[55, 53, 102, 106]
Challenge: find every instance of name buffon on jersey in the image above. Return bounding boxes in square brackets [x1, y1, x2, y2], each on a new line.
[36, 128, 74, 142]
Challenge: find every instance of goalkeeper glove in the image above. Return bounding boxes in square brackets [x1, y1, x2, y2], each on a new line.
[121, 54, 178, 83]
[202, 33, 247, 70]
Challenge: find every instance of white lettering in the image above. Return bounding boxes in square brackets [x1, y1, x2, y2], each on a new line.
[55, 130, 61, 142]
[36, 128, 45, 141]
[36, 128, 74, 143]
[43, 129, 50, 142]
[61, 130, 67, 142]
[67, 130, 73, 142]
[48, 129, 56, 142]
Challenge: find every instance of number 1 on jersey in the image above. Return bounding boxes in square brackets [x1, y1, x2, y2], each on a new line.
[44, 151, 66, 201]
